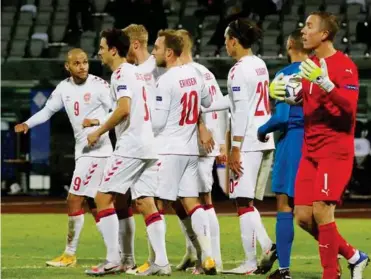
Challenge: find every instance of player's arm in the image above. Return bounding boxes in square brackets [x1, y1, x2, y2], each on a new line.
[15, 89, 63, 134]
[199, 77, 212, 108]
[257, 101, 290, 142]
[151, 79, 170, 135]
[201, 95, 230, 113]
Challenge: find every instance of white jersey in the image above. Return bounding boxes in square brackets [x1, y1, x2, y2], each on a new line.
[155, 64, 209, 155]
[190, 62, 226, 157]
[110, 62, 157, 159]
[31, 75, 113, 159]
[227, 55, 275, 151]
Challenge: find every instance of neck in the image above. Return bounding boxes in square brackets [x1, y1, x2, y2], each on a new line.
[314, 41, 337, 58]
[72, 76, 87, 85]
[180, 52, 193, 64]
[136, 49, 151, 65]
[290, 51, 308, 63]
[110, 57, 127, 72]
[166, 57, 182, 69]
[234, 48, 253, 61]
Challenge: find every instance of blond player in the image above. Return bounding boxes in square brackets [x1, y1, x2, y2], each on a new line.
[14, 49, 113, 267]
[151, 29, 217, 275]
[172, 29, 227, 274]
[85, 29, 169, 276]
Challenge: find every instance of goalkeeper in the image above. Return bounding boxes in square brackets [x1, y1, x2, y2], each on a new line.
[257, 29, 309, 279]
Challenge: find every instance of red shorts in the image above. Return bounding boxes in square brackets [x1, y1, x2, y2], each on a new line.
[294, 156, 353, 205]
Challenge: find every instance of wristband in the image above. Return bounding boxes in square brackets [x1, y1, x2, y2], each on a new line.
[232, 141, 242, 149]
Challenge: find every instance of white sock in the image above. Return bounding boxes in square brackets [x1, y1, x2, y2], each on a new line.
[64, 211, 85, 255]
[99, 210, 121, 263]
[252, 207, 272, 252]
[179, 217, 199, 258]
[239, 209, 257, 266]
[118, 216, 135, 263]
[205, 206, 222, 268]
[348, 250, 360, 264]
[190, 207, 212, 260]
[146, 214, 169, 266]
[146, 234, 155, 263]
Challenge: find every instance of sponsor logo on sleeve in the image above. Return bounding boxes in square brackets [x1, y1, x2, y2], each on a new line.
[156, 96, 162, 101]
[345, 85, 358, 91]
[117, 85, 127, 91]
[232, 86, 241, 92]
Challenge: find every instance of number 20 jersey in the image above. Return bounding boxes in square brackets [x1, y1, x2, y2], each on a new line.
[155, 64, 209, 155]
[227, 55, 275, 152]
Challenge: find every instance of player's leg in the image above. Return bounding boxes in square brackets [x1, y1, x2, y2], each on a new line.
[114, 192, 136, 270]
[132, 159, 170, 276]
[86, 156, 140, 276]
[313, 158, 369, 279]
[172, 199, 199, 271]
[199, 156, 222, 272]
[179, 155, 216, 275]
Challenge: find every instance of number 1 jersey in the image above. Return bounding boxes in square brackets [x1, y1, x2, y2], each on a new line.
[227, 55, 275, 151]
[155, 64, 209, 155]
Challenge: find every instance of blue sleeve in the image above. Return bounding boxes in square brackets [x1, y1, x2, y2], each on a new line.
[258, 102, 290, 135]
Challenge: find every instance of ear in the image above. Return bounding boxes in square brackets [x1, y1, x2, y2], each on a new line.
[321, 30, 329, 41]
[64, 62, 69, 72]
[133, 40, 139, 50]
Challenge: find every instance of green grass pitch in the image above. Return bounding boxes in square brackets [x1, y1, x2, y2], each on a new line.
[2, 214, 371, 278]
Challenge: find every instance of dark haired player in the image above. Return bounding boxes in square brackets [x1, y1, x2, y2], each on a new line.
[271, 12, 369, 279]
[258, 29, 310, 279]
[85, 29, 169, 276]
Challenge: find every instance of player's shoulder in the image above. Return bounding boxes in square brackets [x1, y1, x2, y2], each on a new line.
[333, 51, 357, 70]
[277, 62, 300, 77]
[112, 62, 137, 81]
[191, 62, 216, 81]
[88, 74, 110, 88]
[55, 77, 73, 92]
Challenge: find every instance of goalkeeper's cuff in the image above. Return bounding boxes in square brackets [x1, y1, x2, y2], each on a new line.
[317, 76, 335, 92]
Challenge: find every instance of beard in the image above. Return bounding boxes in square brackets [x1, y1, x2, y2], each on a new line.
[287, 54, 292, 63]
[156, 58, 167, 68]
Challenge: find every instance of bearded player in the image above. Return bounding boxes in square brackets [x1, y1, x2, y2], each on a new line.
[270, 11, 369, 279]
[15, 49, 112, 267]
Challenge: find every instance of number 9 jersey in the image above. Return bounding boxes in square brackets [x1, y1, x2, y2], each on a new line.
[228, 55, 275, 151]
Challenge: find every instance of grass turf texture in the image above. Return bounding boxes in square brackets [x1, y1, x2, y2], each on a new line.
[2, 214, 371, 279]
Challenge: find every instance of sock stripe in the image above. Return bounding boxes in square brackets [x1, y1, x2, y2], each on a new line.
[97, 208, 116, 219]
[204, 204, 214, 210]
[68, 209, 85, 217]
[94, 215, 100, 223]
[158, 209, 165, 215]
[145, 212, 162, 226]
[116, 207, 134, 220]
[237, 206, 254, 216]
[188, 205, 204, 217]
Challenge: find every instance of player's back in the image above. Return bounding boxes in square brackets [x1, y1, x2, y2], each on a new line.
[110, 63, 156, 159]
[228, 55, 274, 151]
[156, 64, 204, 155]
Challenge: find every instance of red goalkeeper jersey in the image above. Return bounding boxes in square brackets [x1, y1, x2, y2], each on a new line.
[301, 51, 359, 159]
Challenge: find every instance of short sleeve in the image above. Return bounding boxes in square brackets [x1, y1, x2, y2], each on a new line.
[114, 78, 133, 100]
[154, 77, 171, 111]
[229, 68, 250, 102]
[99, 82, 113, 112]
[45, 88, 64, 112]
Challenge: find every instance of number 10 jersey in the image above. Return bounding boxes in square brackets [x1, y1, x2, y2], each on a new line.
[227, 55, 275, 152]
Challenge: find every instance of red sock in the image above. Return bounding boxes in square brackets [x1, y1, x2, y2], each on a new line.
[338, 232, 357, 260]
[318, 222, 339, 279]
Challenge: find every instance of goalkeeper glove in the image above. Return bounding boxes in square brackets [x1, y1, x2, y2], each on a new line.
[299, 58, 335, 92]
[269, 73, 286, 101]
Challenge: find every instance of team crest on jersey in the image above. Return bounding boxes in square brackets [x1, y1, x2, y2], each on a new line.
[84, 92, 91, 103]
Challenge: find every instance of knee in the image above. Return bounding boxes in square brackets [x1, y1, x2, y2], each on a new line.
[294, 209, 312, 230]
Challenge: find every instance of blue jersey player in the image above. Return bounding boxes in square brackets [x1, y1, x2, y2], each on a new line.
[257, 29, 310, 279]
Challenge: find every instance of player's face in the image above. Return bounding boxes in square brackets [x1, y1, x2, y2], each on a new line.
[152, 36, 167, 67]
[302, 15, 327, 50]
[224, 34, 236, 58]
[98, 38, 113, 66]
[66, 52, 89, 80]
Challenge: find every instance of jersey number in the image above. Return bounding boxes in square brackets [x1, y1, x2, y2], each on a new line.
[142, 87, 150, 121]
[209, 85, 218, 120]
[255, 80, 270, 116]
[74, 101, 79, 116]
[179, 91, 199, 126]
[73, 177, 81, 191]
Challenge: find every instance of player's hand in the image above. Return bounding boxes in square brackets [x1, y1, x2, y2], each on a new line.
[257, 131, 269, 143]
[216, 144, 227, 164]
[198, 124, 215, 153]
[299, 58, 335, 92]
[229, 147, 243, 178]
[269, 73, 286, 101]
[14, 123, 29, 134]
[82, 118, 100, 128]
[87, 131, 100, 147]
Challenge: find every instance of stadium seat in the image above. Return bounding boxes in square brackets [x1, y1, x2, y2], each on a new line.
[94, 0, 107, 13]
[56, 0, 69, 11]
[29, 39, 44, 57]
[1, 11, 16, 26]
[54, 11, 68, 24]
[34, 25, 49, 34]
[1, 40, 8, 57]
[167, 15, 179, 29]
[326, 4, 341, 14]
[36, 11, 52, 26]
[14, 25, 31, 40]
[350, 43, 367, 56]
[39, 0, 54, 12]
[346, 3, 363, 19]
[1, 26, 12, 41]
[8, 40, 27, 57]
[18, 11, 34, 26]
[305, 5, 320, 16]
[282, 20, 298, 35]
[80, 38, 96, 57]
[51, 25, 66, 42]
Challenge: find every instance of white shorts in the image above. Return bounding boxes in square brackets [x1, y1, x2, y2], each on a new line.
[156, 155, 200, 201]
[229, 150, 273, 200]
[69, 156, 108, 198]
[98, 155, 158, 200]
[198, 156, 215, 193]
